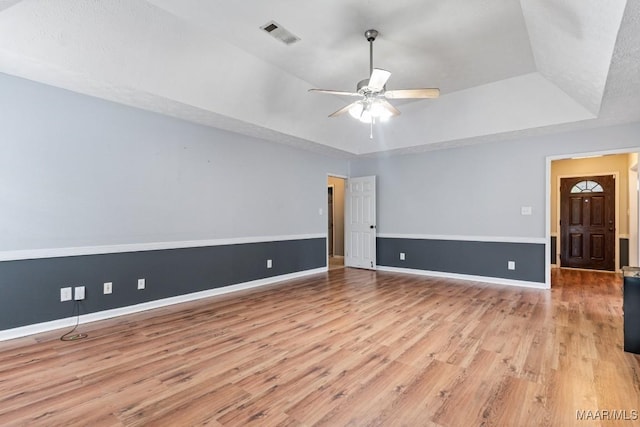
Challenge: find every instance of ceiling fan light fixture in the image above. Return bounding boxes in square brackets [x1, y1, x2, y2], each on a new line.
[349, 99, 392, 124]
[359, 109, 373, 124]
[370, 101, 392, 122]
[348, 100, 375, 124]
[348, 101, 365, 120]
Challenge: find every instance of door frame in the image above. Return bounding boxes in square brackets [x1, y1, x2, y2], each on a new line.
[631, 159, 639, 267]
[327, 174, 347, 269]
[556, 172, 619, 271]
[546, 148, 637, 287]
[327, 184, 335, 257]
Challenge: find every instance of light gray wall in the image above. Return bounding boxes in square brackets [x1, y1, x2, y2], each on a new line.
[351, 123, 640, 238]
[0, 73, 348, 252]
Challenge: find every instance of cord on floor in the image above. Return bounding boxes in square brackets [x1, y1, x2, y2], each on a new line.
[60, 300, 88, 341]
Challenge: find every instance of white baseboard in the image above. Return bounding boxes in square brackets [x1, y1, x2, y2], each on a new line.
[0, 267, 327, 342]
[377, 266, 549, 290]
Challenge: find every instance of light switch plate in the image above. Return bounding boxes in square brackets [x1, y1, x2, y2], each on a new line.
[521, 206, 532, 216]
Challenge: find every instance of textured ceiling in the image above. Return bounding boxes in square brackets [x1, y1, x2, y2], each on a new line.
[0, 0, 637, 156]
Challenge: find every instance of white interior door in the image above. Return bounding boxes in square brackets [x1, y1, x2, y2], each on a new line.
[345, 176, 376, 270]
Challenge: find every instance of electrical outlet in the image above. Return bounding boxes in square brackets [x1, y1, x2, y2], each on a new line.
[60, 287, 72, 302]
[400, 252, 406, 261]
[74, 286, 85, 300]
[508, 261, 516, 270]
[267, 259, 273, 269]
[104, 282, 112, 294]
[137, 278, 145, 290]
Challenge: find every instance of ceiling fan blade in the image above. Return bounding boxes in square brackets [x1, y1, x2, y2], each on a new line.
[384, 88, 440, 99]
[379, 99, 401, 116]
[367, 68, 391, 92]
[309, 89, 360, 97]
[328, 102, 358, 118]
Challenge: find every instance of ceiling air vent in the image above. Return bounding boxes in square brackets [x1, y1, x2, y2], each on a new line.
[260, 20, 300, 45]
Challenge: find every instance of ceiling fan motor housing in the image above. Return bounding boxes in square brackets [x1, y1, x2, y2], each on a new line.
[357, 78, 375, 94]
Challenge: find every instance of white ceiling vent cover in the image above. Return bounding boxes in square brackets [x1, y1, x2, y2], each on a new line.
[260, 21, 300, 45]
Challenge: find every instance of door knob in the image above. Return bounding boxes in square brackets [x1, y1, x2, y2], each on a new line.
[370, 225, 376, 229]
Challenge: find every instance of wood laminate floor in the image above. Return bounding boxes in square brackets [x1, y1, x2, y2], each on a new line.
[0, 268, 639, 426]
[328, 256, 345, 270]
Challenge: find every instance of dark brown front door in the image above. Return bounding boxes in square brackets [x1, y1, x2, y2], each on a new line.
[560, 175, 615, 271]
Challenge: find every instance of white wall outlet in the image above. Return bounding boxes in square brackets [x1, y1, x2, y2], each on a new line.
[508, 261, 516, 270]
[60, 287, 72, 302]
[521, 206, 532, 216]
[104, 282, 112, 294]
[137, 278, 145, 290]
[400, 252, 406, 261]
[267, 259, 273, 269]
[74, 286, 85, 300]
[318, 208, 323, 215]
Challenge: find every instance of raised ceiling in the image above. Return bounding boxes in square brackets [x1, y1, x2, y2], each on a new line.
[0, 0, 638, 156]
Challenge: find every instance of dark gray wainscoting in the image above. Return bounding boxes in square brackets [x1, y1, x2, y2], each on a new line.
[377, 237, 545, 283]
[0, 238, 325, 331]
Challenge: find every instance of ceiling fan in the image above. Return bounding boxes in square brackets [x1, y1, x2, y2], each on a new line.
[309, 29, 439, 137]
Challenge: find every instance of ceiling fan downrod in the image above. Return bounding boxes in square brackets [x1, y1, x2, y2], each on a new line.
[365, 29, 378, 77]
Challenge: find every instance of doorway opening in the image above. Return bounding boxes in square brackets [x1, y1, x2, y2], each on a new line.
[328, 176, 346, 270]
[549, 152, 639, 279]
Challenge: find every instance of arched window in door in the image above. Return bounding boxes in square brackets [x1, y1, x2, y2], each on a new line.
[570, 180, 604, 193]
